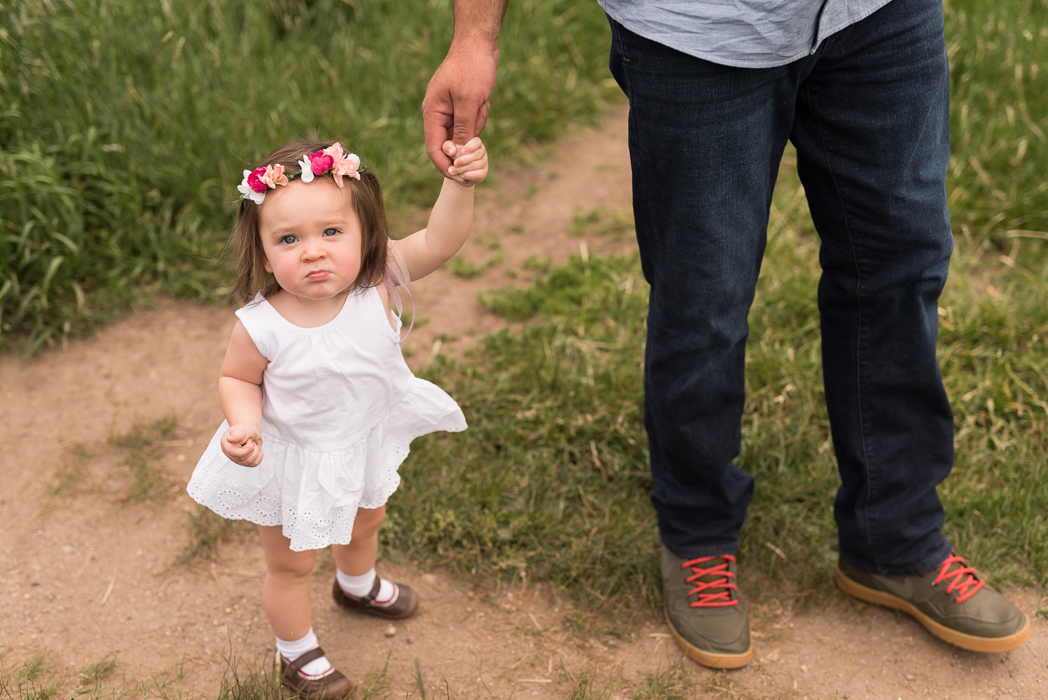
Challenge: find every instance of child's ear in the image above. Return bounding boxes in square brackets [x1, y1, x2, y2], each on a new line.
[264, 260, 273, 273]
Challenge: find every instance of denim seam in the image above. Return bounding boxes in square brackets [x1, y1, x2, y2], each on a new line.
[802, 79, 881, 572]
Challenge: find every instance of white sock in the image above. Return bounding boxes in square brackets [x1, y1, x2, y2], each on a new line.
[275, 628, 331, 678]
[337, 567, 395, 603]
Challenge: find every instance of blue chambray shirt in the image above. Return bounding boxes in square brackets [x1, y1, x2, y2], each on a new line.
[598, 0, 894, 68]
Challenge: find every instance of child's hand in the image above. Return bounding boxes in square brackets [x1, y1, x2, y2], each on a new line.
[443, 137, 488, 185]
[222, 422, 264, 467]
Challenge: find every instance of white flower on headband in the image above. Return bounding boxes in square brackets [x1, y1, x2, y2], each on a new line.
[297, 155, 315, 183]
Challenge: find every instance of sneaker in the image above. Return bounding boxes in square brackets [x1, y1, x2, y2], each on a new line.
[660, 546, 753, 669]
[835, 553, 1031, 653]
[278, 647, 354, 700]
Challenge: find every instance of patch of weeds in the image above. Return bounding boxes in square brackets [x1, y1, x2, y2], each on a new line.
[631, 661, 694, 700]
[451, 256, 503, 279]
[413, 658, 426, 700]
[362, 653, 393, 699]
[110, 415, 178, 502]
[705, 672, 756, 700]
[180, 507, 240, 563]
[438, 333, 458, 343]
[570, 207, 633, 239]
[213, 652, 283, 700]
[521, 186, 538, 200]
[50, 444, 92, 495]
[0, 651, 61, 700]
[566, 670, 613, 700]
[477, 233, 502, 250]
[523, 255, 552, 273]
[79, 655, 117, 688]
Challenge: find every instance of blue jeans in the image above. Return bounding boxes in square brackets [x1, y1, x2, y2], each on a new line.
[608, 0, 955, 576]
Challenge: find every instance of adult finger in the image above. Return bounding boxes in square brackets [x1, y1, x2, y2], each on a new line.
[451, 92, 486, 147]
[424, 106, 454, 175]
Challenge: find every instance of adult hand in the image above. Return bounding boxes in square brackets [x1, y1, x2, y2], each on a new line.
[422, 0, 506, 180]
[423, 43, 498, 181]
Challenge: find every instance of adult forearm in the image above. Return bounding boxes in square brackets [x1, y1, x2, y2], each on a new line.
[452, 0, 508, 47]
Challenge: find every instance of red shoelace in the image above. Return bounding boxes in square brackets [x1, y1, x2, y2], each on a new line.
[933, 553, 985, 604]
[681, 555, 739, 607]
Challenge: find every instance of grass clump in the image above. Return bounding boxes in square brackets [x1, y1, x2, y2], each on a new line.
[388, 153, 1048, 610]
[0, 652, 61, 700]
[109, 415, 177, 502]
[78, 655, 117, 688]
[180, 507, 238, 563]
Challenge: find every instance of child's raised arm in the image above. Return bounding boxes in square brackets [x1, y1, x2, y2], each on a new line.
[394, 136, 488, 282]
[218, 321, 268, 467]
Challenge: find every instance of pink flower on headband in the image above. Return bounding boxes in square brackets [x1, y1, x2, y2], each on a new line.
[246, 168, 268, 193]
[261, 164, 288, 188]
[308, 151, 334, 175]
[323, 142, 361, 188]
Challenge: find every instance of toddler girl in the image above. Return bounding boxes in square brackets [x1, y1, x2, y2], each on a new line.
[187, 136, 488, 698]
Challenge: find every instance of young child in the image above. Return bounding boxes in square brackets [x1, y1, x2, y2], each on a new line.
[187, 136, 488, 698]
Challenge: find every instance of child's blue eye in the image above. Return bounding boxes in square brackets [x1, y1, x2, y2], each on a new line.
[280, 235, 297, 245]
[323, 228, 339, 237]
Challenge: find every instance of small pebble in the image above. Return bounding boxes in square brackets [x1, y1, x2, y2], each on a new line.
[62, 545, 73, 553]
[905, 674, 915, 681]
[384, 625, 396, 637]
[31, 581, 39, 587]
[406, 637, 413, 644]
[1010, 669, 1019, 677]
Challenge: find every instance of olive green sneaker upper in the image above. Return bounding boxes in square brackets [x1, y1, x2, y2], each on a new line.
[660, 547, 751, 656]
[837, 555, 1028, 641]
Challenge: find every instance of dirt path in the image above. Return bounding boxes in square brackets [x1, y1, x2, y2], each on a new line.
[1, 104, 1045, 700]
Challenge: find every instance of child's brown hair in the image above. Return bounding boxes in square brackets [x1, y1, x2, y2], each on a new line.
[230, 139, 389, 303]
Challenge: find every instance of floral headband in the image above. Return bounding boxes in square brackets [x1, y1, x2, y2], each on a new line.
[237, 142, 361, 205]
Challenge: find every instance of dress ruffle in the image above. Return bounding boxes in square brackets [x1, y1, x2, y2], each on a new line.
[187, 378, 465, 552]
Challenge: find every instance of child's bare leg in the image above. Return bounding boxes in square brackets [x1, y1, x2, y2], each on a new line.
[331, 505, 385, 575]
[258, 525, 315, 639]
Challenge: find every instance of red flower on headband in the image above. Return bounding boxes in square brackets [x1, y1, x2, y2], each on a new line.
[308, 151, 334, 175]
[247, 168, 268, 193]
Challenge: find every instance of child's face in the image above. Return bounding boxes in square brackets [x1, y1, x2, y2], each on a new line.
[259, 178, 363, 303]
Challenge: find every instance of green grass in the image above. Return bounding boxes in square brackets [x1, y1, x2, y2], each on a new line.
[945, 0, 1048, 249]
[1, 0, 618, 354]
[0, 652, 60, 700]
[110, 415, 178, 502]
[386, 152, 1048, 611]
[78, 656, 117, 689]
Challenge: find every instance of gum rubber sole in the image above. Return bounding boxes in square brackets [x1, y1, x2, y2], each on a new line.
[834, 562, 1031, 653]
[664, 607, 754, 669]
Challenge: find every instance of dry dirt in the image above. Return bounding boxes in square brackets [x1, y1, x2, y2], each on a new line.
[1, 103, 1045, 700]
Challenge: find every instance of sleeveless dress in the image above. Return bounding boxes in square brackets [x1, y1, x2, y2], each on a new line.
[186, 286, 466, 551]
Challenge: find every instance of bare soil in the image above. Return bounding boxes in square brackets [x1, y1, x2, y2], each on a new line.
[1, 103, 1045, 700]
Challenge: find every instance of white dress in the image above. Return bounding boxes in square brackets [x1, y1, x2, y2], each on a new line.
[187, 286, 466, 551]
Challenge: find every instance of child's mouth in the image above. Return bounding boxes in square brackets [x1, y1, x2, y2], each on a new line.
[307, 270, 330, 281]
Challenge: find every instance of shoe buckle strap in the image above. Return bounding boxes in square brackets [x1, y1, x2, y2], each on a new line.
[286, 646, 327, 675]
